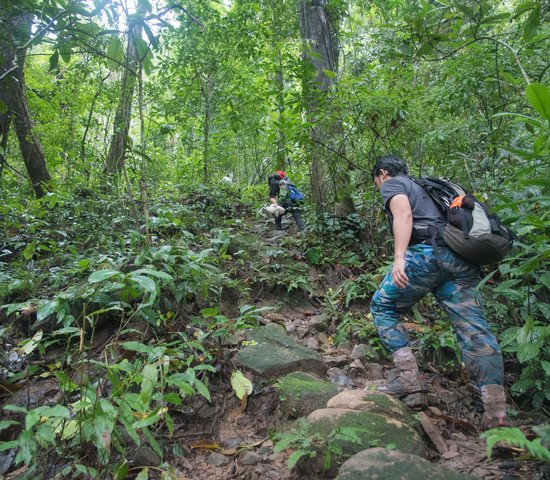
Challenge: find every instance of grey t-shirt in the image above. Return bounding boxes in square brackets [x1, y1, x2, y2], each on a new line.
[380, 175, 445, 239]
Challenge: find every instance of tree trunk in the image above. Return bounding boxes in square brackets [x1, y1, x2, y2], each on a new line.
[272, 4, 287, 170]
[0, 7, 51, 198]
[105, 9, 145, 174]
[298, 0, 354, 215]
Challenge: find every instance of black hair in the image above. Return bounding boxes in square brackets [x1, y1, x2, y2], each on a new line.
[267, 173, 282, 185]
[371, 155, 408, 180]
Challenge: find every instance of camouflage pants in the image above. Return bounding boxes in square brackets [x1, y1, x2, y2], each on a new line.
[370, 243, 504, 387]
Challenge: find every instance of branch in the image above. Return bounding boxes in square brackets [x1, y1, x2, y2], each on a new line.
[309, 134, 368, 173]
[160, 3, 204, 30]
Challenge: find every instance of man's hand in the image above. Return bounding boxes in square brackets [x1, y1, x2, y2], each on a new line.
[392, 256, 409, 288]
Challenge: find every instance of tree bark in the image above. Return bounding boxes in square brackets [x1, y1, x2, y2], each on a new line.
[0, 6, 51, 198]
[105, 8, 145, 174]
[298, 0, 354, 215]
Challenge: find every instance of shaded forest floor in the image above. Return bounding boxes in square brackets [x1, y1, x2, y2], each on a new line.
[1, 208, 549, 480]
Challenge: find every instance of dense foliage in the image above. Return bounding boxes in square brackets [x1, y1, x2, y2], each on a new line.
[0, 0, 548, 477]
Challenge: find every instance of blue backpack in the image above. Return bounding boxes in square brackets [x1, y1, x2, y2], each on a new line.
[287, 184, 304, 202]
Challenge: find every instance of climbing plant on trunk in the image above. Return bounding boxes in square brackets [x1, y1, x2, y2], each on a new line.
[0, 3, 51, 198]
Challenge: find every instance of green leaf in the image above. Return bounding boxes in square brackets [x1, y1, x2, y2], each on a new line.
[39, 405, 71, 418]
[114, 460, 129, 480]
[0, 420, 19, 432]
[0, 441, 19, 452]
[514, 1, 537, 17]
[120, 341, 154, 354]
[75, 22, 101, 38]
[540, 360, 550, 377]
[49, 50, 59, 71]
[523, 6, 540, 41]
[58, 41, 72, 63]
[130, 275, 157, 296]
[22, 241, 36, 260]
[517, 343, 540, 363]
[526, 82, 550, 122]
[0, 99, 8, 114]
[201, 307, 219, 317]
[481, 13, 510, 24]
[131, 268, 173, 281]
[37, 299, 59, 322]
[288, 449, 313, 469]
[166, 374, 194, 395]
[107, 36, 124, 69]
[88, 269, 121, 283]
[135, 467, 149, 480]
[135, 37, 150, 61]
[305, 246, 322, 265]
[193, 378, 211, 402]
[19, 330, 43, 355]
[230, 370, 253, 400]
[140, 364, 158, 404]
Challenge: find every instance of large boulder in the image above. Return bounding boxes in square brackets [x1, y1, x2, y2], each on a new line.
[335, 448, 479, 480]
[292, 390, 427, 477]
[277, 372, 340, 419]
[306, 408, 426, 458]
[236, 324, 326, 379]
[326, 389, 416, 425]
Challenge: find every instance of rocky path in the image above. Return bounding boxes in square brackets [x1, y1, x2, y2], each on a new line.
[1, 219, 548, 480]
[147, 300, 548, 480]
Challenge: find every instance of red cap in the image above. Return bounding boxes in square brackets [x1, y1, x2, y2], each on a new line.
[275, 170, 286, 178]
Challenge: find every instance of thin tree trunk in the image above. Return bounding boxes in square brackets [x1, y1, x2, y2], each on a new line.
[105, 7, 145, 174]
[272, 4, 287, 169]
[0, 7, 51, 198]
[298, 0, 354, 215]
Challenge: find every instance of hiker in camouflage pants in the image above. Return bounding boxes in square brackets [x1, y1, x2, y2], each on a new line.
[371, 243, 504, 387]
[369, 155, 509, 429]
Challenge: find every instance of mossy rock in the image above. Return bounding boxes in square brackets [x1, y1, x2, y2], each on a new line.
[306, 408, 426, 458]
[335, 447, 479, 480]
[237, 324, 326, 379]
[326, 389, 416, 426]
[277, 372, 340, 419]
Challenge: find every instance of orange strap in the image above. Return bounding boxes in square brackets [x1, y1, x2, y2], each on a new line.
[450, 195, 465, 209]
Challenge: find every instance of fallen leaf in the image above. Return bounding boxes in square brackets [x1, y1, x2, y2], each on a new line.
[190, 441, 221, 451]
[231, 370, 253, 400]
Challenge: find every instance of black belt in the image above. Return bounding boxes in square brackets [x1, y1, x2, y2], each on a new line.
[421, 237, 446, 247]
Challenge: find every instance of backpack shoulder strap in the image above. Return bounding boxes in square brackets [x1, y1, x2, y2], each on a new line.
[409, 175, 465, 214]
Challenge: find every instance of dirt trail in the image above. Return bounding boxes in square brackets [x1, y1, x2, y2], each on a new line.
[1, 219, 549, 480]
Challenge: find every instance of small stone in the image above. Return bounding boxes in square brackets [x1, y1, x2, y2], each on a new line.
[197, 403, 216, 419]
[349, 359, 365, 371]
[206, 452, 231, 467]
[239, 450, 261, 466]
[350, 344, 380, 361]
[296, 324, 309, 338]
[308, 315, 326, 332]
[450, 432, 467, 441]
[304, 337, 319, 349]
[265, 313, 287, 323]
[338, 341, 353, 354]
[472, 467, 493, 477]
[401, 393, 428, 410]
[131, 446, 161, 467]
[317, 332, 329, 345]
[261, 439, 273, 448]
[323, 355, 349, 368]
[284, 322, 296, 335]
[363, 362, 384, 380]
[327, 367, 353, 386]
[427, 406, 443, 417]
